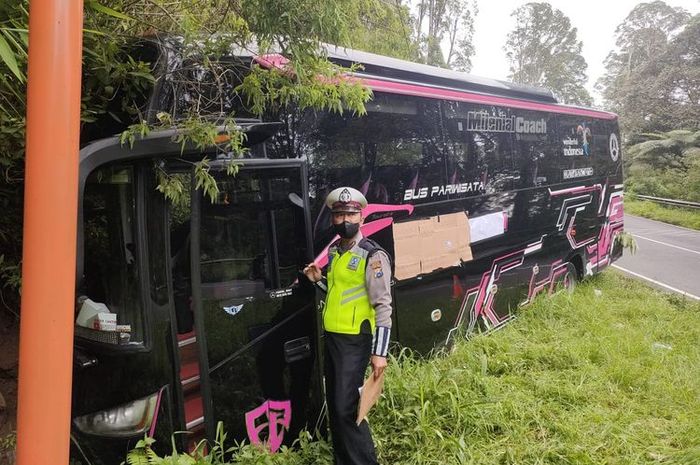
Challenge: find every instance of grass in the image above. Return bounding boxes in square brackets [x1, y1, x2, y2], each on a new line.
[625, 198, 700, 230]
[372, 271, 700, 464]
[133, 271, 700, 465]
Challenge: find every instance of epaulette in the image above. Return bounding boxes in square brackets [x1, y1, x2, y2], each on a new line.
[358, 238, 392, 266]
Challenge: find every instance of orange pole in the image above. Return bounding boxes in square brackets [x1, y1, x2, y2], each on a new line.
[16, 1, 83, 465]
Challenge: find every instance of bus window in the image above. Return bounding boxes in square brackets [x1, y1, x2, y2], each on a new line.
[589, 119, 618, 178]
[169, 57, 254, 120]
[79, 165, 144, 344]
[195, 167, 312, 369]
[199, 184, 272, 294]
[443, 101, 516, 194]
[199, 170, 307, 295]
[168, 173, 195, 334]
[145, 170, 170, 308]
[513, 111, 559, 189]
[299, 93, 446, 211]
[472, 131, 516, 193]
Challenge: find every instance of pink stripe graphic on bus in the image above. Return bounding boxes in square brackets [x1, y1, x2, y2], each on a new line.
[585, 192, 624, 274]
[447, 182, 624, 343]
[147, 387, 165, 438]
[521, 260, 568, 306]
[362, 203, 415, 218]
[252, 52, 617, 120]
[362, 78, 618, 120]
[548, 184, 602, 197]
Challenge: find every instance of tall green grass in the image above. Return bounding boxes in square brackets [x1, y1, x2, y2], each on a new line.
[625, 198, 700, 230]
[371, 271, 700, 464]
[130, 271, 700, 465]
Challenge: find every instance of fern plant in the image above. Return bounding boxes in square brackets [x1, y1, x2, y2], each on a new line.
[124, 422, 333, 465]
[614, 231, 638, 254]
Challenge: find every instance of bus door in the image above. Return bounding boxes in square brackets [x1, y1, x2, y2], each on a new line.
[189, 159, 323, 449]
[71, 159, 184, 463]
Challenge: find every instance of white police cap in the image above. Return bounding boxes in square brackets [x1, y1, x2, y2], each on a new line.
[325, 187, 367, 213]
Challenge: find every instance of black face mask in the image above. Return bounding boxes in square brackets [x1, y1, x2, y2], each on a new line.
[333, 221, 360, 239]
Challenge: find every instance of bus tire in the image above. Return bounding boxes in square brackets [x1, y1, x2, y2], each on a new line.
[561, 262, 578, 294]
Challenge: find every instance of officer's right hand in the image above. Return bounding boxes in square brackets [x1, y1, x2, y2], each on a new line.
[303, 262, 322, 282]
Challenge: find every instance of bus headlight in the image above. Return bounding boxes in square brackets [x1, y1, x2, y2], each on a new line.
[73, 391, 159, 437]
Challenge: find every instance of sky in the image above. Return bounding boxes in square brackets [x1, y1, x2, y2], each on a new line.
[467, 0, 700, 104]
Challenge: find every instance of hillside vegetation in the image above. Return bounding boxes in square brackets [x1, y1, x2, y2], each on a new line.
[625, 130, 700, 203]
[625, 198, 700, 231]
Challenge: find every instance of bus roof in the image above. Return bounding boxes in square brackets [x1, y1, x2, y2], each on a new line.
[324, 45, 559, 105]
[250, 45, 616, 120]
[149, 37, 618, 121]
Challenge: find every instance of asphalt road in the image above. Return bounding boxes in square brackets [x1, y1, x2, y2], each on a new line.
[613, 214, 700, 300]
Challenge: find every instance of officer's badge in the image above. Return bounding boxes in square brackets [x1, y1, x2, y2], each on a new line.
[370, 260, 383, 278]
[339, 188, 352, 203]
[347, 255, 361, 271]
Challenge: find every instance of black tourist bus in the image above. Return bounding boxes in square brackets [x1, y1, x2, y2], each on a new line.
[69, 42, 624, 464]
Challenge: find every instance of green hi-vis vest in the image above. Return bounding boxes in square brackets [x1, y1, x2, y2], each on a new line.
[323, 239, 381, 335]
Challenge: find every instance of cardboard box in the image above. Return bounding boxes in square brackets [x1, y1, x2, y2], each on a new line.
[394, 255, 422, 280]
[393, 211, 472, 280]
[92, 312, 117, 332]
[393, 219, 421, 280]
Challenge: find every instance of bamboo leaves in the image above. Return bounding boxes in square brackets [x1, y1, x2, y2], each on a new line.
[85, 1, 133, 21]
[194, 158, 219, 204]
[0, 33, 22, 82]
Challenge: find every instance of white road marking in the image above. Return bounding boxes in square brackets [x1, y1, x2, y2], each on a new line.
[631, 234, 700, 255]
[611, 264, 700, 301]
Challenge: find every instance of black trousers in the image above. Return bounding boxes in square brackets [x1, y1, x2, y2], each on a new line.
[325, 331, 379, 465]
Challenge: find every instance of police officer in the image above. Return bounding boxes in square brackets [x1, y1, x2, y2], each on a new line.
[304, 186, 393, 465]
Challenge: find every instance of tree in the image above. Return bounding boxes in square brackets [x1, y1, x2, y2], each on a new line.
[504, 2, 591, 106]
[342, 0, 419, 61]
[620, 14, 700, 134]
[645, 14, 700, 131]
[413, 0, 477, 71]
[0, 0, 414, 309]
[597, 1, 691, 133]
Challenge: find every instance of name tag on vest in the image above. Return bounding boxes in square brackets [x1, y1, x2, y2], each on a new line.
[347, 255, 361, 271]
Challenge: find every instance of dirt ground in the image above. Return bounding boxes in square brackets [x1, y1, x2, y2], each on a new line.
[0, 309, 18, 438]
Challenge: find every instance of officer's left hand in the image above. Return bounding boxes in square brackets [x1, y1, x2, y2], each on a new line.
[370, 355, 387, 380]
[303, 262, 322, 282]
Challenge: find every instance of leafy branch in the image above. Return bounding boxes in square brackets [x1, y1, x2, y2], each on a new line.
[122, 113, 247, 204]
[614, 231, 638, 254]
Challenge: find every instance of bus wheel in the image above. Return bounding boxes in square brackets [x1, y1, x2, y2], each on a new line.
[561, 262, 578, 294]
